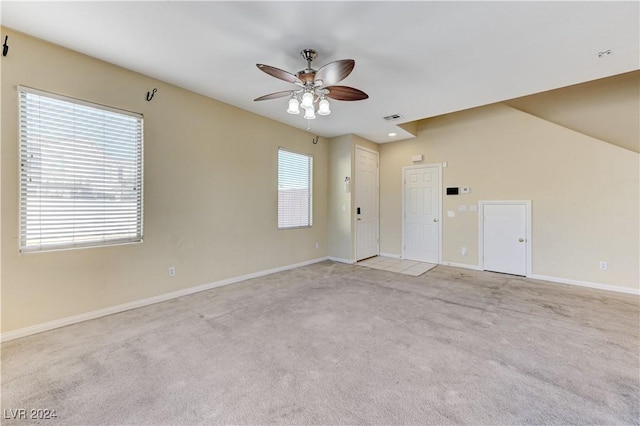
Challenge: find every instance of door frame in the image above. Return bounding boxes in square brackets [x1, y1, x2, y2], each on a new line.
[354, 145, 379, 261]
[478, 200, 532, 277]
[401, 163, 443, 264]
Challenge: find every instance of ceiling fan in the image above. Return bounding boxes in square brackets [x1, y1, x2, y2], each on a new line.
[254, 49, 368, 120]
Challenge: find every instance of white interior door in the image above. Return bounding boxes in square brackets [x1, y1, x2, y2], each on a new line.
[355, 147, 379, 261]
[482, 203, 528, 276]
[403, 165, 441, 263]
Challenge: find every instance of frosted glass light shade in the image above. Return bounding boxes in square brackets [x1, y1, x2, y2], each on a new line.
[318, 98, 331, 116]
[287, 98, 300, 114]
[301, 92, 314, 109]
[303, 107, 316, 119]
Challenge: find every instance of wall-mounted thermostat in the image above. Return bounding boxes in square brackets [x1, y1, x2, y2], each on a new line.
[446, 187, 459, 195]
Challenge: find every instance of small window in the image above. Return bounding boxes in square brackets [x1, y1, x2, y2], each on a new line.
[18, 86, 143, 252]
[278, 148, 313, 229]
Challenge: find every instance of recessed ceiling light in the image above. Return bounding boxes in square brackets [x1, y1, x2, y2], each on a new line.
[388, 132, 397, 137]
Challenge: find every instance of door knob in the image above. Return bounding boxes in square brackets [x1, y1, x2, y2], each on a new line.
[433, 218, 438, 222]
[518, 238, 525, 242]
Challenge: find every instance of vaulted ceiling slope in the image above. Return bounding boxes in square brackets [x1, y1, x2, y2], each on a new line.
[506, 71, 639, 153]
[2, 1, 638, 143]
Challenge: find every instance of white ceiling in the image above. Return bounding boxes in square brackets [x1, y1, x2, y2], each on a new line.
[2, 1, 638, 143]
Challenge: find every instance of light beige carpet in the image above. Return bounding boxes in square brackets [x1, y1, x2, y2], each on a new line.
[2, 262, 638, 425]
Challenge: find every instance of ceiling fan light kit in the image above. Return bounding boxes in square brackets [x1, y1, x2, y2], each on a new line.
[254, 49, 368, 122]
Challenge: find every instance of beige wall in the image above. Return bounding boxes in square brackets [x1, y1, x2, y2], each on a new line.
[1, 28, 329, 333]
[380, 103, 639, 290]
[327, 134, 378, 262]
[328, 135, 352, 261]
[506, 71, 639, 153]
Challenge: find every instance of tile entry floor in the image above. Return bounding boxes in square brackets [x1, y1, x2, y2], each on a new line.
[357, 256, 437, 276]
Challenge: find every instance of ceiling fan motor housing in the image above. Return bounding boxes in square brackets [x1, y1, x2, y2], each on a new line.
[297, 70, 317, 84]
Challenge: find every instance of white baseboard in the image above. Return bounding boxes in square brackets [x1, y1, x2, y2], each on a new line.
[528, 274, 639, 296]
[441, 261, 483, 271]
[380, 252, 402, 259]
[441, 262, 637, 295]
[327, 256, 354, 264]
[1, 256, 329, 343]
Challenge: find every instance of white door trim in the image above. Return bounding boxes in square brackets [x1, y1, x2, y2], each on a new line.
[401, 163, 443, 264]
[354, 146, 379, 261]
[478, 200, 532, 277]
[354, 145, 379, 156]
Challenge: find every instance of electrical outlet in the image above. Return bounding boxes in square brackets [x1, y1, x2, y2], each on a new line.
[599, 261, 607, 271]
[461, 247, 467, 256]
[315, 242, 320, 249]
[168, 266, 176, 277]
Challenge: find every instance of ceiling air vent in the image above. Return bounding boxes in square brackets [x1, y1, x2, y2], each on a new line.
[383, 114, 402, 121]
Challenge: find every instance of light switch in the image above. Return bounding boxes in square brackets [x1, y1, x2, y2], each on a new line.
[470, 204, 478, 212]
[459, 205, 467, 212]
[447, 210, 456, 217]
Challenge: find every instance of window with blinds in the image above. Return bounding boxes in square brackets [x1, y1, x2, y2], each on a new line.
[18, 86, 143, 252]
[278, 148, 313, 229]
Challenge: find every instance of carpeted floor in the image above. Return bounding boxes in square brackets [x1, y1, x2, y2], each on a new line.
[1, 261, 638, 425]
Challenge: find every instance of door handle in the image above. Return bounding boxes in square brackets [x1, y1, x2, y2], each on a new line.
[518, 238, 525, 242]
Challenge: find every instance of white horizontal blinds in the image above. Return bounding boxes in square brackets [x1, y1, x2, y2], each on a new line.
[19, 86, 143, 252]
[278, 148, 313, 229]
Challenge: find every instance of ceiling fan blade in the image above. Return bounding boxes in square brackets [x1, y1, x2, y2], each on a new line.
[254, 91, 294, 101]
[256, 64, 302, 84]
[315, 60, 355, 86]
[325, 86, 369, 101]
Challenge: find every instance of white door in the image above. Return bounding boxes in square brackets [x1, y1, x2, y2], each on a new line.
[355, 147, 379, 261]
[403, 165, 440, 263]
[482, 203, 528, 276]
